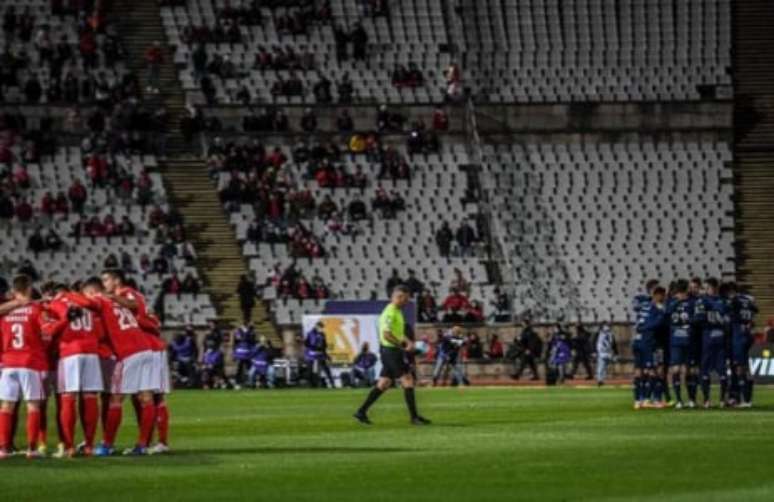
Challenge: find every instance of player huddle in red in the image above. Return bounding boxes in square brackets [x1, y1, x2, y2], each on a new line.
[0, 270, 171, 459]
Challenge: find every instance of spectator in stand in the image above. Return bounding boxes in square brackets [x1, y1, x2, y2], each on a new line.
[351, 23, 368, 61]
[466, 333, 484, 359]
[182, 273, 200, 296]
[418, 289, 438, 323]
[145, 41, 164, 93]
[68, 179, 88, 213]
[337, 73, 354, 103]
[300, 108, 317, 132]
[192, 43, 207, 82]
[337, 109, 354, 132]
[237, 274, 256, 324]
[435, 221, 453, 257]
[163, 272, 182, 295]
[441, 288, 471, 323]
[444, 61, 463, 102]
[487, 334, 504, 360]
[352, 342, 377, 387]
[45, 228, 63, 251]
[491, 287, 511, 322]
[15, 198, 33, 228]
[317, 195, 337, 220]
[348, 197, 367, 221]
[432, 106, 449, 131]
[28, 227, 45, 255]
[405, 269, 424, 298]
[456, 220, 477, 256]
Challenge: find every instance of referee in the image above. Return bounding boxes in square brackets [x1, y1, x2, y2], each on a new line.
[354, 285, 431, 425]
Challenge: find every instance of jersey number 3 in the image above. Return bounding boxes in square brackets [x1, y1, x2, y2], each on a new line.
[11, 323, 24, 349]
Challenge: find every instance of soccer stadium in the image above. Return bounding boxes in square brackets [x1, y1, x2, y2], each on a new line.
[0, 0, 772, 500]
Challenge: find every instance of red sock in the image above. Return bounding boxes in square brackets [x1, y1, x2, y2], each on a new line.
[59, 395, 77, 449]
[138, 402, 156, 448]
[103, 404, 122, 447]
[26, 409, 41, 451]
[156, 401, 169, 445]
[0, 409, 12, 450]
[37, 402, 47, 447]
[81, 396, 99, 448]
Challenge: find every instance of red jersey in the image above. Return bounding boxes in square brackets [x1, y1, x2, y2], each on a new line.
[89, 296, 152, 360]
[116, 286, 161, 336]
[0, 303, 48, 371]
[43, 292, 101, 358]
[143, 331, 167, 352]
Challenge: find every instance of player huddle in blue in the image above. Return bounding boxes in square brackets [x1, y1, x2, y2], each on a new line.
[632, 277, 757, 409]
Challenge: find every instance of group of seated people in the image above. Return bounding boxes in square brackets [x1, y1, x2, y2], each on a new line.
[266, 262, 331, 301]
[391, 63, 425, 88]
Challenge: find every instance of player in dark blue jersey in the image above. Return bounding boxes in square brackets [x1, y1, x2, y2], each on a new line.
[666, 280, 694, 409]
[632, 279, 660, 318]
[632, 286, 667, 409]
[694, 278, 730, 408]
[684, 277, 703, 405]
[726, 282, 758, 407]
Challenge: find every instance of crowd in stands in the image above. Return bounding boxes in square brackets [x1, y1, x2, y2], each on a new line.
[264, 262, 331, 301]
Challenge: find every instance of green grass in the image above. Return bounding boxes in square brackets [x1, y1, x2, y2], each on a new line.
[0, 386, 772, 501]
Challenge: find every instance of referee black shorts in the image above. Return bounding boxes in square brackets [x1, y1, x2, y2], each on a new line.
[379, 346, 409, 380]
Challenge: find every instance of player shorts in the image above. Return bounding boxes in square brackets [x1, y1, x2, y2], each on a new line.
[669, 344, 691, 366]
[379, 347, 409, 379]
[0, 368, 46, 402]
[731, 334, 753, 366]
[111, 350, 161, 395]
[701, 341, 726, 375]
[632, 342, 654, 370]
[100, 357, 116, 391]
[56, 354, 104, 394]
[154, 350, 171, 394]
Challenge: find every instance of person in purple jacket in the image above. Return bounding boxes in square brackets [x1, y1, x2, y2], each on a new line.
[248, 336, 276, 389]
[231, 324, 256, 388]
[352, 342, 377, 387]
[201, 338, 225, 390]
[169, 331, 198, 387]
[305, 321, 335, 388]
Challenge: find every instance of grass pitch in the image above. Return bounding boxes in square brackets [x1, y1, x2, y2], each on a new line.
[0, 386, 772, 501]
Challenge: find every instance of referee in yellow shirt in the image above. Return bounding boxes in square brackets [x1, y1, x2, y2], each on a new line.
[354, 285, 431, 425]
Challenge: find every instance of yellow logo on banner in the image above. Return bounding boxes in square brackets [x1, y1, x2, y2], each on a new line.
[319, 317, 359, 364]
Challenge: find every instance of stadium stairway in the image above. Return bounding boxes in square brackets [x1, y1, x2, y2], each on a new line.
[114, 0, 189, 155]
[163, 159, 278, 344]
[734, 0, 774, 320]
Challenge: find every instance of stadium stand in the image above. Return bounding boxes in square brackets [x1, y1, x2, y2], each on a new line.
[482, 139, 735, 323]
[457, 0, 732, 102]
[0, 0, 215, 327]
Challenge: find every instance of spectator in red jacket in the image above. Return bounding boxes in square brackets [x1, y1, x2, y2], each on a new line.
[432, 106, 449, 131]
[40, 192, 55, 216]
[53, 192, 68, 214]
[487, 334, 504, 360]
[15, 198, 33, 225]
[68, 179, 87, 213]
[145, 40, 164, 93]
[441, 288, 472, 323]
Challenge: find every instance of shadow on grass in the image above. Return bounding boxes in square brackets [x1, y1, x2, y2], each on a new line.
[177, 446, 422, 456]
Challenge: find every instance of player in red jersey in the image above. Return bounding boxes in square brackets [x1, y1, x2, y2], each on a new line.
[42, 284, 105, 457]
[80, 277, 159, 456]
[102, 270, 171, 454]
[0, 275, 49, 459]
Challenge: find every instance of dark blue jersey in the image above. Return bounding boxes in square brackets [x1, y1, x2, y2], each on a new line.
[730, 294, 758, 327]
[667, 298, 694, 347]
[632, 293, 651, 318]
[694, 295, 729, 340]
[635, 301, 666, 343]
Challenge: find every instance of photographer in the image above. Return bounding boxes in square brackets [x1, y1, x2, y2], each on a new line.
[201, 337, 226, 390]
[248, 336, 276, 388]
[432, 326, 469, 386]
[169, 327, 198, 387]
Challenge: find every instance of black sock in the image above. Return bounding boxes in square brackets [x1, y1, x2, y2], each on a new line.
[403, 387, 418, 419]
[358, 387, 383, 415]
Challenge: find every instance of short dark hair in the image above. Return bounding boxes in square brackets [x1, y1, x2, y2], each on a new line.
[690, 277, 702, 286]
[40, 280, 58, 296]
[101, 269, 124, 282]
[645, 279, 660, 292]
[393, 284, 410, 295]
[652, 286, 666, 296]
[83, 276, 103, 290]
[704, 277, 720, 290]
[12, 274, 32, 293]
[674, 279, 689, 294]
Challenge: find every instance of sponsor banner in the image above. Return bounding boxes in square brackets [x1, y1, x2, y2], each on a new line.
[302, 315, 381, 374]
[749, 344, 774, 383]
